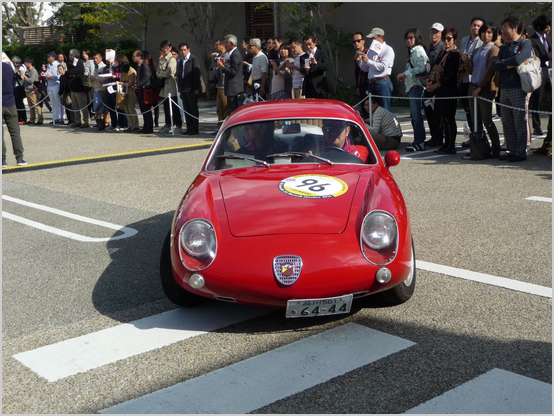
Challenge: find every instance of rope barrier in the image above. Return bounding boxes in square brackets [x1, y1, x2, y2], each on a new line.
[15, 88, 552, 125]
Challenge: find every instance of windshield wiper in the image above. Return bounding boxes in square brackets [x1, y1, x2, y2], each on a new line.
[266, 152, 334, 166]
[216, 153, 270, 168]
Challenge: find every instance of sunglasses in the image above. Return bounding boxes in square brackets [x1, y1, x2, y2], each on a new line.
[405, 36, 415, 40]
[323, 123, 347, 133]
[352, 39, 363, 44]
[444, 36, 454, 42]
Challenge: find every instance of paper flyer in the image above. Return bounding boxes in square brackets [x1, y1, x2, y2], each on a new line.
[369, 40, 382, 55]
[105, 49, 116, 63]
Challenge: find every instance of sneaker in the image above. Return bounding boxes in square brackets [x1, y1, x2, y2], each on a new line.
[405, 143, 426, 152]
[105, 126, 115, 131]
[159, 125, 171, 134]
[16, 159, 28, 166]
[2, 159, 7, 168]
[174, 127, 183, 134]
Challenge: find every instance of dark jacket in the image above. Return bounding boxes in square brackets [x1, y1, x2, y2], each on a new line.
[530, 32, 551, 68]
[493, 37, 533, 89]
[299, 47, 330, 96]
[2, 62, 16, 107]
[135, 60, 152, 89]
[222, 48, 244, 97]
[177, 54, 201, 93]
[66, 59, 85, 92]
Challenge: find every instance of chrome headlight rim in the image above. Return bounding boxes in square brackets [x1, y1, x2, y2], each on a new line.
[178, 218, 217, 271]
[360, 210, 399, 266]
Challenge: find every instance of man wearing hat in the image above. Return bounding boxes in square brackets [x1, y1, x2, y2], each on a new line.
[356, 28, 395, 111]
[45, 52, 64, 125]
[424, 23, 446, 147]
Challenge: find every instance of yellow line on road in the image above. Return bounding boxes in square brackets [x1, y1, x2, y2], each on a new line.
[2, 143, 213, 171]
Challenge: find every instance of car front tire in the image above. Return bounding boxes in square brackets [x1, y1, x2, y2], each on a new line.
[160, 231, 206, 307]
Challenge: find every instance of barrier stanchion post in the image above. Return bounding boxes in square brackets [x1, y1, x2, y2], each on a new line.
[168, 93, 174, 135]
[368, 92, 373, 127]
[473, 95, 478, 134]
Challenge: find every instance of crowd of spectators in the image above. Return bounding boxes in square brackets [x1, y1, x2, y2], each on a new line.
[2, 13, 552, 167]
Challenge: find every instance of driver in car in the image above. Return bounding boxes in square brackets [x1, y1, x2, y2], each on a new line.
[321, 120, 369, 162]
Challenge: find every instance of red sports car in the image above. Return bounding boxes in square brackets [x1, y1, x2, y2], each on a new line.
[160, 99, 415, 318]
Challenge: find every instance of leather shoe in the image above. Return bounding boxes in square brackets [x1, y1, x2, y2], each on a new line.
[70, 123, 82, 128]
[187, 131, 199, 135]
[461, 140, 470, 148]
[424, 139, 443, 147]
[80, 123, 91, 128]
[533, 147, 552, 156]
[533, 130, 544, 136]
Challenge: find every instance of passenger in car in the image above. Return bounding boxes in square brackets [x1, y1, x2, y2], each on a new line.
[321, 120, 369, 162]
[237, 122, 286, 160]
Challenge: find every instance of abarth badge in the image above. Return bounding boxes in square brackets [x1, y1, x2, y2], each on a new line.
[273, 255, 303, 285]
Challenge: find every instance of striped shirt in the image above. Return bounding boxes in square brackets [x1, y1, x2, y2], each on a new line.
[370, 106, 402, 138]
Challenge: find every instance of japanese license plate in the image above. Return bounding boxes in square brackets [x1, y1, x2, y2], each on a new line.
[285, 295, 353, 318]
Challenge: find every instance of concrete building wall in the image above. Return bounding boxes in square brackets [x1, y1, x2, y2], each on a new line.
[136, 2, 517, 95]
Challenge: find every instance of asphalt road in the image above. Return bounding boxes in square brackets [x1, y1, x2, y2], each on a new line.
[2, 101, 552, 414]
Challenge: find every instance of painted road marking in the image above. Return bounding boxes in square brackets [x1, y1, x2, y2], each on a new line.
[417, 260, 552, 298]
[13, 303, 271, 383]
[2, 195, 138, 242]
[100, 323, 415, 414]
[526, 196, 552, 203]
[1, 142, 212, 171]
[405, 368, 552, 414]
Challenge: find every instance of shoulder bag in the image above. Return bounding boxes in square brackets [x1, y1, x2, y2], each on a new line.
[517, 42, 542, 93]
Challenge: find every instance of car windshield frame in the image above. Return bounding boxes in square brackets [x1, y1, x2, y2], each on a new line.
[206, 117, 377, 172]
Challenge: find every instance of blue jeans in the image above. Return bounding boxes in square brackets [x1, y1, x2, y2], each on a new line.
[408, 85, 425, 145]
[366, 78, 393, 111]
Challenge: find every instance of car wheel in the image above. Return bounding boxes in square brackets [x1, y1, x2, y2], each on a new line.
[160, 231, 206, 307]
[379, 241, 416, 305]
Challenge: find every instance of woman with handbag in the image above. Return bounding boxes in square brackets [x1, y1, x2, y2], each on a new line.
[465, 21, 501, 159]
[397, 28, 429, 152]
[427, 27, 461, 154]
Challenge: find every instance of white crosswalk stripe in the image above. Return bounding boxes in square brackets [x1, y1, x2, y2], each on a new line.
[13, 303, 270, 382]
[100, 323, 415, 414]
[405, 368, 552, 414]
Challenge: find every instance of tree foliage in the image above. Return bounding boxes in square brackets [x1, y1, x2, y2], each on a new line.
[506, 2, 552, 28]
[2, 2, 47, 45]
[169, 3, 234, 99]
[271, 2, 351, 92]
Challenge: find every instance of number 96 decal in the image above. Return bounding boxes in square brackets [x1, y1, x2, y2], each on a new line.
[278, 175, 348, 199]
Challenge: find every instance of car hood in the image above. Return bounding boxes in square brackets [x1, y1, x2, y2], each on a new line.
[219, 170, 362, 237]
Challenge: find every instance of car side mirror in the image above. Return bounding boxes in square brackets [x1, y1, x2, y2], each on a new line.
[384, 151, 401, 168]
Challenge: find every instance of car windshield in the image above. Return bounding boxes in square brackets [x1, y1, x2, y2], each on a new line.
[207, 119, 376, 171]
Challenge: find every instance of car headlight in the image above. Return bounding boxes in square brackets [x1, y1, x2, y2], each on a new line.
[360, 211, 398, 265]
[179, 219, 217, 271]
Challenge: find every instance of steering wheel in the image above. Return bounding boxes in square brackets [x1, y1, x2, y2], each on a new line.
[319, 145, 347, 153]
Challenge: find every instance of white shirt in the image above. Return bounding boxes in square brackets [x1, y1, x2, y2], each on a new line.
[46, 60, 60, 86]
[359, 41, 395, 79]
[181, 52, 191, 78]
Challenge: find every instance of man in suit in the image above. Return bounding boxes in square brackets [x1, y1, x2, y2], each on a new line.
[299, 34, 330, 99]
[177, 43, 201, 135]
[66, 49, 91, 128]
[529, 14, 552, 135]
[217, 34, 244, 115]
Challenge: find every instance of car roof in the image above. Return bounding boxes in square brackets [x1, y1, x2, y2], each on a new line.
[225, 99, 363, 125]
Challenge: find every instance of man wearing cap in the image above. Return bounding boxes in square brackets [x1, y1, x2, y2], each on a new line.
[423, 23, 445, 147]
[45, 52, 64, 125]
[356, 28, 395, 111]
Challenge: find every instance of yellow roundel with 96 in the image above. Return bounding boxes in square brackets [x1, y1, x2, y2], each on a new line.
[278, 175, 348, 199]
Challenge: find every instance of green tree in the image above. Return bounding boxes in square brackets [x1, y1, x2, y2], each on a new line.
[271, 2, 351, 92]
[169, 2, 235, 99]
[81, 2, 168, 51]
[506, 2, 552, 29]
[2, 2, 47, 45]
